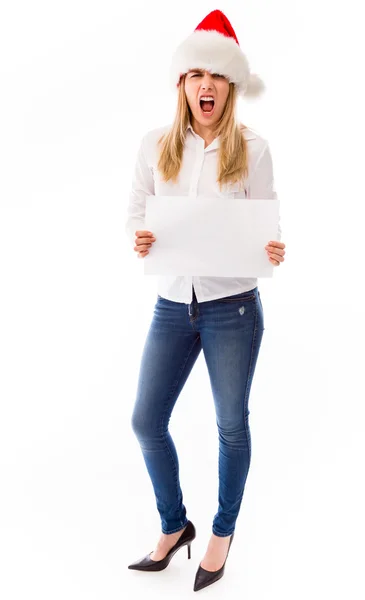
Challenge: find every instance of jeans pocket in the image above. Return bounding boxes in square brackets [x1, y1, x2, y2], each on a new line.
[216, 288, 257, 303]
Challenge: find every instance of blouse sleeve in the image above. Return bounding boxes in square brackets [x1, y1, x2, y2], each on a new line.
[124, 134, 155, 248]
[248, 142, 282, 241]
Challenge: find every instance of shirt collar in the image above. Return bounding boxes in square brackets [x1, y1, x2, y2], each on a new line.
[186, 121, 220, 152]
[186, 121, 256, 149]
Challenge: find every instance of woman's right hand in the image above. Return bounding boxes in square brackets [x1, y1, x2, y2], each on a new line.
[134, 230, 156, 258]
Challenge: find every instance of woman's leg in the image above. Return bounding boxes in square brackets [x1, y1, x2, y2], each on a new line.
[198, 287, 264, 537]
[131, 295, 202, 534]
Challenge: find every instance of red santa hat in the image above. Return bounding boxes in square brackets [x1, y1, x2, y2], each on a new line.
[170, 9, 265, 99]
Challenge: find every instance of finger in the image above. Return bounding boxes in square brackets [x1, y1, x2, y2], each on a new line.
[136, 236, 156, 245]
[267, 250, 284, 262]
[268, 255, 280, 266]
[134, 243, 152, 252]
[136, 230, 154, 237]
[271, 250, 285, 259]
[268, 252, 285, 264]
[135, 237, 155, 247]
[266, 246, 285, 257]
[136, 238, 154, 246]
[266, 241, 285, 249]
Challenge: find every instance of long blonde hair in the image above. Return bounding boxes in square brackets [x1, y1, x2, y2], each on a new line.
[157, 74, 249, 192]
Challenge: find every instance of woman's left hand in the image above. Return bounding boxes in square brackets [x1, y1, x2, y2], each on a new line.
[265, 241, 286, 266]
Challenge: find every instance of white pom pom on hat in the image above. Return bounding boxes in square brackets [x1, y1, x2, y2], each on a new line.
[169, 9, 265, 99]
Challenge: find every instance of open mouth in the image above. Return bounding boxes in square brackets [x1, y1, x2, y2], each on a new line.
[199, 99, 215, 115]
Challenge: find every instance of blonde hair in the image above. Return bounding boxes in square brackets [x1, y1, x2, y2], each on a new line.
[157, 74, 249, 192]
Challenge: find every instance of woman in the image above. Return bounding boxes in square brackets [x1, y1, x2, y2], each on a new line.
[125, 9, 286, 592]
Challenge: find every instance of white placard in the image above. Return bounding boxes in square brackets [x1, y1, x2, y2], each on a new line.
[143, 195, 280, 277]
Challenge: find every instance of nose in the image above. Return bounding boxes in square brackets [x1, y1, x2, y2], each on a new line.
[201, 71, 214, 89]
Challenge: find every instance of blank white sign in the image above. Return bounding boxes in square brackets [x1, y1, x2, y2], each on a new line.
[143, 195, 280, 277]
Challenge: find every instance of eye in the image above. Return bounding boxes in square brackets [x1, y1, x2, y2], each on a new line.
[190, 72, 224, 78]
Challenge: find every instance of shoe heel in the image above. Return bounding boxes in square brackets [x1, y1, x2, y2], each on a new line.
[128, 520, 196, 572]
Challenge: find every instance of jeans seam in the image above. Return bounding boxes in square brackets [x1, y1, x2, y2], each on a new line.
[162, 521, 189, 535]
[243, 297, 259, 460]
[212, 527, 235, 537]
[158, 336, 201, 529]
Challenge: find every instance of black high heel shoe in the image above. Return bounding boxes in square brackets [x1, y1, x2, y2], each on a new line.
[193, 532, 234, 592]
[128, 520, 196, 572]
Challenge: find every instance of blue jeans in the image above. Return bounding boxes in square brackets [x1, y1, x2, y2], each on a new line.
[131, 286, 264, 537]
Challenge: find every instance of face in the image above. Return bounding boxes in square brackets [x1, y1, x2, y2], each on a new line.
[184, 69, 230, 128]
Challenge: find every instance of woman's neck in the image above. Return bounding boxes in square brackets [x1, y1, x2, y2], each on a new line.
[190, 118, 216, 147]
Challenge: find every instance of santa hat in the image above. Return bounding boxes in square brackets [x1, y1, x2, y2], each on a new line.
[170, 9, 265, 99]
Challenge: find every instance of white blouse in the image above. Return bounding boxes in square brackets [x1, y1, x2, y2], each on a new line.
[125, 122, 282, 304]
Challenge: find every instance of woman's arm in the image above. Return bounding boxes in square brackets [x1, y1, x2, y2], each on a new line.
[248, 141, 282, 241]
[124, 134, 155, 249]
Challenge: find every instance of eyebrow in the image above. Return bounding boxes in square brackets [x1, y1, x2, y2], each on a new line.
[188, 69, 205, 74]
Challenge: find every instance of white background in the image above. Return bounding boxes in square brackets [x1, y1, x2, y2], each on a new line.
[0, 1, 364, 599]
